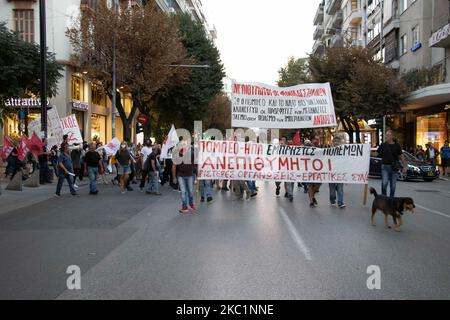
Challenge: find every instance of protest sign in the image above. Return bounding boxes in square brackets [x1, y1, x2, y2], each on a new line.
[197, 140, 370, 184]
[231, 82, 337, 129]
[29, 107, 64, 148]
[60, 114, 83, 145]
[161, 125, 179, 160]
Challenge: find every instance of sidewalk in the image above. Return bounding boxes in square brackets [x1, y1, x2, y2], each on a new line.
[0, 175, 89, 215]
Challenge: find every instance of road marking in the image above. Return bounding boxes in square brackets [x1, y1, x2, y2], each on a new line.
[416, 204, 450, 219]
[279, 208, 312, 261]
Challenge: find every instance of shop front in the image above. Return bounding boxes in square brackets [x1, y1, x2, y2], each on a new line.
[416, 111, 449, 150]
[70, 74, 88, 140]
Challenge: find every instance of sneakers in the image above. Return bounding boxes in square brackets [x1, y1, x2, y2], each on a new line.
[207, 197, 214, 204]
[331, 202, 338, 208]
[89, 191, 99, 195]
[73, 184, 79, 189]
[189, 203, 197, 211]
[289, 195, 294, 202]
[55, 193, 61, 197]
[313, 198, 318, 205]
[276, 187, 280, 196]
[251, 192, 258, 198]
[179, 206, 189, 213]
[339, 204, 347, 209]
[310, 202, 315, 208]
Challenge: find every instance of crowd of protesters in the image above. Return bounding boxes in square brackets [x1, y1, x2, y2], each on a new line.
[2, 131, 449, 213]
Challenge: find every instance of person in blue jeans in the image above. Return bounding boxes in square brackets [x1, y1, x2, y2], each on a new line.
[375, 130, 407, 198]
[172, 142, 196, 213]
[56, 143, 78, 196]
[145, 146, 162, 196]
[328, 135, 346, 208]
[84, 143, 102, 195]
[200, 180, 214, 203]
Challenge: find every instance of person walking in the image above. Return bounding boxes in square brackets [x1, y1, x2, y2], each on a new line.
[306, 136, 322, 207]
[172, 142, 196, 213]
[84, 143, 102, 195]
[200, 179, 214, 203]
[328, 135, 346, 208]
[140, 139, 153, 191]
[70, 144, 82, 189]
[374, 130, 407, 198]
[115, 141, 133, 194]
[38, 138, 51, 184]
[55, 143, 78, 197]
[425, 143, 440, 170]
[275, 136, 294, 202]
[145, 145, 162, 196]
[441, 141, 450, 177]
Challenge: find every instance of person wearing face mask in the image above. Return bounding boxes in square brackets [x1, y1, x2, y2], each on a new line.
[115, 141, 133, 194]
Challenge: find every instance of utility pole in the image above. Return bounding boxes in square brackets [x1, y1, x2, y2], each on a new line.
[39, 0, 47, 138]
[380, 0, 386, 142]
[111, 0, 118, 139]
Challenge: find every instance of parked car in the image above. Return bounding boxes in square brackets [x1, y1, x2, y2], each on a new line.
[369, 149, 439, 182]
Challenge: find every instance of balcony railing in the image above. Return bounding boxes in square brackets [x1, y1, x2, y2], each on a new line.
[313, 26, 324, 40]
[326, 0, 343, 15]
[331, 10, 343, 29]
[314, 3, 324, 26]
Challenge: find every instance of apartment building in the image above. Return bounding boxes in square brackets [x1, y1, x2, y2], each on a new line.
[0, 0, 216, 144]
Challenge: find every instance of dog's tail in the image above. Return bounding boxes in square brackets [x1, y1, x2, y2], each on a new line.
[370, 187, 378, 197]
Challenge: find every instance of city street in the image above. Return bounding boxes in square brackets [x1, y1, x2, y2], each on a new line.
[0, 177, 449, 300]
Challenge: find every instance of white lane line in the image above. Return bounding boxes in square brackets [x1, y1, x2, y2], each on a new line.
[279, 208, 312, 261]
[415, 204, 450, 219]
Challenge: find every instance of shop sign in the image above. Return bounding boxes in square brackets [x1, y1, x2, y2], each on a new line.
[3, 97, 50, 108]
[70, 100, 89, 111]
[430, 23, 450, 47]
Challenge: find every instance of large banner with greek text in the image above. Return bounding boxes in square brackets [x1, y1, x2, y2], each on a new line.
[231, 82, 337, 129]
[197, 141, 371, 184]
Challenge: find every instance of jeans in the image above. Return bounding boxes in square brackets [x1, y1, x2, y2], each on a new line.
[246, 181, 256, 193]
[329, 183, 344, 205]
[88, 166, 99, 193]
[178, 176, 195, 207]
[56, 173, 76, 195]
[200, 180, 212, 198]
[146, 172, 160, 193]
[381, 164, 397, 198]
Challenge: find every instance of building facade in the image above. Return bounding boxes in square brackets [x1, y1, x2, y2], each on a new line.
[312, 0, 450, 151]
[0, 0, 215, 145]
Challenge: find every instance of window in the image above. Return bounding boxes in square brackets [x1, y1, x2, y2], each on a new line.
[91, 83, 105, 106]
[412, 25, 420, 45]
[13, 10, 34, 43]
[400, 0, 408, 13]
[71, 76, 85, 101]
[400, 34, 408, 56]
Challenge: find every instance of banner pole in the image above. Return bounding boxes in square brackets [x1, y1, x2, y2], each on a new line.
[363, 184, 369, 206]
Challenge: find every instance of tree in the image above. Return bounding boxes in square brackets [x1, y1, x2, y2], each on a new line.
[67, 0, 189, 142]
[309, 46, 408, 143]
[0, 22, 63, 127]
[277, 57, 310, 87]
[204, 93, 231, 132]
[154, 13, 225, 131]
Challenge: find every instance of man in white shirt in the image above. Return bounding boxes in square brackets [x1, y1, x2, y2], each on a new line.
[139, 139, 153, 191]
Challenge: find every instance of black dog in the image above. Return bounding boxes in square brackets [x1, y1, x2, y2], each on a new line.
[370, 188, 415, 232]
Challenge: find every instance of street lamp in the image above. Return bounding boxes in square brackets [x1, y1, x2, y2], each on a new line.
[39, 0, 47, 138]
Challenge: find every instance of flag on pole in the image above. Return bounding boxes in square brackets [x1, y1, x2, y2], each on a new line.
[97, 137, 121, 156]
[18, 135, 30, 161]
[160, 125, 179, 160]
[1, 136, 14, 161]
[29, 132, 45, 155]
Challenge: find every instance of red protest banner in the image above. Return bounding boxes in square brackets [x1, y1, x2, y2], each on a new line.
[29, 132, 45, 155]
[1, 136, 14, 161]
[17, 135, 30, 161]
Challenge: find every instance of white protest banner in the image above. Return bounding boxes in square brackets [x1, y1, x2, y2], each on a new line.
[197, 140, 371, 184]
[28, 107, 64, 148]
[231, 82, 337, 129]
[161, 124, 179, 160]
[97, 137, 121, 156]
[60, 114, 83, 145]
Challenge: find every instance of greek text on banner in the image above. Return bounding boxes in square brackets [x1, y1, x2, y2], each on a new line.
[232, 82, 337, 129]
[197, 140, 371, 184]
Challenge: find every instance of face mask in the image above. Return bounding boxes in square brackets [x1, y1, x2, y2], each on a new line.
[121, 145, 127, 149]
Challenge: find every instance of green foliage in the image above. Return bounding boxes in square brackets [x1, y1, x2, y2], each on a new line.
[155, 13, 225, 131]
[0, 22, 63, 100]
[277, 57, 310, 87]
[402, 64, 445, 92]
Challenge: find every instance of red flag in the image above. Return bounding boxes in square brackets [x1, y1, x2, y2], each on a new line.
[1, 136, 14, 161]
[29, 132, 45, 155]
[293, 131, 301, 146]
[18, 135, 30, 161]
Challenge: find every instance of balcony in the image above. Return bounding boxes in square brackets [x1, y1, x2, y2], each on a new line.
[326, 0, 343, 15]
[330, 34, 343, 48]
[429, 23, 450, 48]
[331, 10, 343, 29]
[312, 40, 325, 55]
[343, 9, 363, 30]
[314, 3, 324, 26]
[383, 18, 400, 37]
[313, 26, 324, 40]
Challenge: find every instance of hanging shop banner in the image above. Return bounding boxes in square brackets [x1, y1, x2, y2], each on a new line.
[197, 140, 371, 184]
[60, 114, 83, 145]
[231, 82, 337, 129]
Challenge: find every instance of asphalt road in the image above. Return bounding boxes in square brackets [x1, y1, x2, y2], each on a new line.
[0, 176, 449, 300]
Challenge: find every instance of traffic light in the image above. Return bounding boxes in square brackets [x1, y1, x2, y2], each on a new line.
[136, 122, 144, 134]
